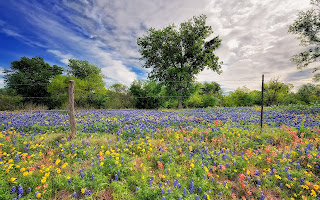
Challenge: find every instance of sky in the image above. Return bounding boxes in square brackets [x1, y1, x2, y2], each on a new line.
[0, 0, 317, 92]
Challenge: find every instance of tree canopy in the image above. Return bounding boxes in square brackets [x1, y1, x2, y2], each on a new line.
[67, 59, 102, 79]
[289, 0, 320, 81]
[137, 14, 222, 108]
[4, 56, 63, 107]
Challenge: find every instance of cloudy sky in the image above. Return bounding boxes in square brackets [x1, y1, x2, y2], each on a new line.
[0, 0, 316, 91]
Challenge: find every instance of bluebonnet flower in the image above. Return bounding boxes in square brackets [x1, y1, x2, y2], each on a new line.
[72, 192, 77, 198]
[202, 194, 207, 199]
[10, 186, 16, 194]
[17, 184, 23, 195]
[174, 179, 178, 187]
[189, 180, 194, 193]
[80, 172, 84, 179]
[27, 187, 31, 194]
[183, 188, 187, 196]
[115, 174, 119, 181]
[260, 192, 265, 200]
[257, 179, 261, 185]
[195, 196, 199, 200]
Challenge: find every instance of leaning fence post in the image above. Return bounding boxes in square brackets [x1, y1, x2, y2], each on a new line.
[68, 80, 76, 138]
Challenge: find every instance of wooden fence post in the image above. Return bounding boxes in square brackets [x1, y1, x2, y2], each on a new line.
[68, 80, 76, 138]
[260, 74, 264, 132]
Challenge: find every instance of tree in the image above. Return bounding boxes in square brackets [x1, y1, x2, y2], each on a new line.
[289, 0, 320, 81]
[4, 56, 63, 108]
[225, 86, 254, 107]
[106, 83, 133, 109]
[296, 83, 320, 104]
[67, 59, 102, 79]
[129, 80, 166, 109]
[48, 74, 107, 109]
[264, 78, 293, 106]
[0, 88, 23, 110]
[137, 14, 222, 109]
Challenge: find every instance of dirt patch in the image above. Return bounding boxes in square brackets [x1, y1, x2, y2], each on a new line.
[51, 190, 72, 200]
[95, 188, 114, 200]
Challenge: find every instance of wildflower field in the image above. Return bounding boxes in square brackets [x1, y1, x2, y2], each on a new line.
[0, 108, 320, 200]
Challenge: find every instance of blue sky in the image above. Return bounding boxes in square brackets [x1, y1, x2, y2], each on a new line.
[0, 0, 316, 91]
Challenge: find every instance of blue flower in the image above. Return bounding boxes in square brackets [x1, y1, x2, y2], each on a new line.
[10, 186, 16, 194]
[17, 184, 23, 195]
[72, 192, 77, 198]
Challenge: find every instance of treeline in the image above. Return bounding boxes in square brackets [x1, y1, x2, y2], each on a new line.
[1, 56, 319, 110]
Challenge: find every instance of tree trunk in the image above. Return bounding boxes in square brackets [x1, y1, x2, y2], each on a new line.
[178, 88, 182, 109]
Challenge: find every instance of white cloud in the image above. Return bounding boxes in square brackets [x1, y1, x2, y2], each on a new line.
[5, 0, 316, 91]
[0, 67, 5, 76]
[0, 77, 4, 88]
[47, 50, 73, 65]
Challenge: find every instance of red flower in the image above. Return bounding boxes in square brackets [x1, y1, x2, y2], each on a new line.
[157, 161, 163, 169]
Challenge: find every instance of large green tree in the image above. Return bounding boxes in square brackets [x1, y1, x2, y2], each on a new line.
[289, 0, 320, 81]
[4, 56, 63, 107]
[67, 59, 102, 79]
[137, 14, 222, 109]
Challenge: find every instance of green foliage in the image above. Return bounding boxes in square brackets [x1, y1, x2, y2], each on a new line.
[289, 0, 320, 81]
[48, 74, 107, 109]
[225, 86, 254, 107]
[67, 59, 102, 79]
[4, 56, 63, 108]
[296, 83, 320, 104]
[129, 80, 166, 109]
[264, 78, 293, 106]
[0, 88, 23, 110]
[137, 14, 222, 108]
[106, 83, 133, 109]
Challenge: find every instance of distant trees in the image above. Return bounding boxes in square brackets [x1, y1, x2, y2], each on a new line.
[4, 56, 63, 108]
[289, 0, 320, 81]
[137, 14, 222, 109]
[263, 78, 293, 106]
[106, 83, 133, 109]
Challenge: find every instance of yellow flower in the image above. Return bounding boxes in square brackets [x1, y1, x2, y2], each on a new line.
[275, 175, 282, 180]
[10, 177, 17, 182]
[36, 193, 41, 198]
[190, 163, 194, 168]
[81, 188, 86, 194]
[20, 168, 25, 172]
[314, 185, 319, 190]
[55, 159, 60, 165]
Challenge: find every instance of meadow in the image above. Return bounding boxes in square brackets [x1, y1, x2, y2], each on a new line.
[0, 107, 320, 200]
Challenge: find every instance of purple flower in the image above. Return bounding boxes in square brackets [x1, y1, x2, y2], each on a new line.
[72, 192, 77, 198]
[80, 172, 84, 179]
[189, 180, 194, 194]
[183, 188, 187, 196]
[17, 184, 23, 195]
[10, 186, 16, 194]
